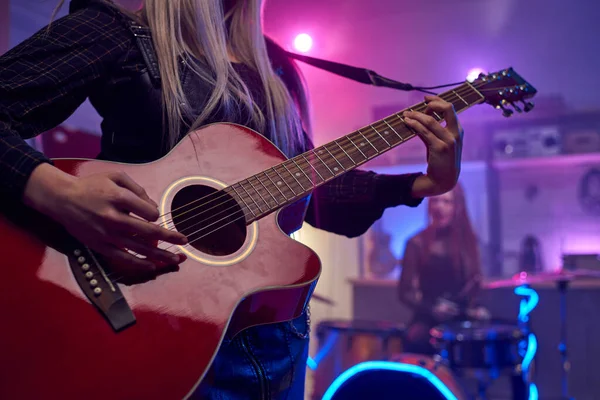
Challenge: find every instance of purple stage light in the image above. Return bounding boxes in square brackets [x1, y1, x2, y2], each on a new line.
[294, 33, 313, 53]
[467, 68, 486, 82]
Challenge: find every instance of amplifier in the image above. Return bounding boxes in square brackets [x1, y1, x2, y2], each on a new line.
[493, 125, 561, 160]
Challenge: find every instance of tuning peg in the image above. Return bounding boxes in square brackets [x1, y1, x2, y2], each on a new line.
[521, 101, 534, 112]
[497, 104, 514, 117]
[501, 99, 521, 113]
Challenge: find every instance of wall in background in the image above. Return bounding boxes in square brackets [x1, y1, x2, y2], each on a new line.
[497, 157, 600, 274]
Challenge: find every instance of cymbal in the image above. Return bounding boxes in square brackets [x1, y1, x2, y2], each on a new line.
[486, 269, 600, 289]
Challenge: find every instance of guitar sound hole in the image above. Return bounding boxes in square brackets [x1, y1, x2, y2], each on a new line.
[171, 185, 247, 256]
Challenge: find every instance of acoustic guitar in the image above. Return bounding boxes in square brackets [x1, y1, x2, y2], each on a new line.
[0, 68, 536, 399]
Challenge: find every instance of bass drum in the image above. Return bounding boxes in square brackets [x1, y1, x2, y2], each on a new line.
[311, 319, 405, 400]
[321, 353, 468, 400]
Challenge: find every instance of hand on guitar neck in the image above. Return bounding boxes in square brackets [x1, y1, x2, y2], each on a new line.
[405, 95, 463, 199]
[22, 163, 188, 279]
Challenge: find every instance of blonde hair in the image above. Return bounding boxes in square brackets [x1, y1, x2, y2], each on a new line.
[53, 0, 311, 156]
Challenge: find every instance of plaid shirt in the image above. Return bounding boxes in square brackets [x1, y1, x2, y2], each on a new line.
[0, 0, 422, 237]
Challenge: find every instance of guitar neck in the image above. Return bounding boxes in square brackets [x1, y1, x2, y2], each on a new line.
[228, 81, 486, 223]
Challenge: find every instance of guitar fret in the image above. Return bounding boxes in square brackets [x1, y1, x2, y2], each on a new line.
[273, 165, 302, 195]
[290, 157, 317, 187]
[321, 144, 346, 174]
[250, 175, 280, 209]
[246, 178, 272, 211]
[311, 149, 336, 177]
[355, 130, 381, 157]
[332, 140, 358, 168]
[370, 124, 393, 147]
[267, 168, 295, 199]
[281, 162, 307, 191]
[258, 175, 281, 205]
[382, 119, 405, 143]
[466, 81, 485, 102]
[230, 184, 257, 218]
[466, 90, 486, 109]
[262, 170, 289, 202]
[239, 181, 264, 214]
[453, 90, 469, 106]
[395, 113, 418, 136]
[300, 154, 326, 183]
[346, 134, 370, 161]
[365, 124, 393, 151]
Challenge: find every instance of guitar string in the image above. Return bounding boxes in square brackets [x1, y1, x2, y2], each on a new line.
[152, 79, 518, 231]
[113, 92, 479, 276]
[109, 80, 530, 281]
[154, 81, 487, 233]
[160, 83, 531, 252]
[155, 82, 519, 234]
[107, 87, 470, 282]
[156, 81, 509, 242]
[155, 88, 467, 244]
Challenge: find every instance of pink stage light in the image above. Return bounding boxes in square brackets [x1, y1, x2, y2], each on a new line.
[467, 68, 486, 82]
[294, 34, 313, 53]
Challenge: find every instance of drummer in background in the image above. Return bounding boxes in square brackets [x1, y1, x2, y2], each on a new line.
[398, 183, 490, 355]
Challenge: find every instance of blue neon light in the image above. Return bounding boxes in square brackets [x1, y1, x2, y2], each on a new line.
[514, 285, 539, 400]
[321, 361, 459, 400]
[515, 285, 539, 323]
[529, 383, 539, 400]
[307, 331, 339, 370]
[522, 333, 537, 372]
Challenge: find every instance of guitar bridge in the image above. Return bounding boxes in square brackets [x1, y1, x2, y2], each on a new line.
[68, 247, 136, 332]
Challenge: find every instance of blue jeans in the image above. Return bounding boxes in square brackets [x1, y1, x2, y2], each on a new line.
[193, 310, 310, 399]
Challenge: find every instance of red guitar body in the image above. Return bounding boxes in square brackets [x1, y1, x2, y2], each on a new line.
[0, 124, 321, 400]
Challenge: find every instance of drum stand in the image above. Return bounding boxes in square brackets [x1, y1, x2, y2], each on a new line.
[557, 279, 572, 400]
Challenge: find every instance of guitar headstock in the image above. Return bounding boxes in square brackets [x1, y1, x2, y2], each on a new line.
[471, 67, 537, 117]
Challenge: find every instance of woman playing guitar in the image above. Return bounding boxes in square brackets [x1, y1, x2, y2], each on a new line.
[0, 0, 464, 398]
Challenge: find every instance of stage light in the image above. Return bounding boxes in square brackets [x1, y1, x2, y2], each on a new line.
[294, 34, 313, 53]
[321, 361, 459, 400]
[466, 68, 486, 82]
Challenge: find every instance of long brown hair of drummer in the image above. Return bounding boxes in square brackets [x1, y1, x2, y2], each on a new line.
[422, 183, 480, 275]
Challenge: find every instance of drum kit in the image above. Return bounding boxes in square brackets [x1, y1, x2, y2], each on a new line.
[483, 267, 600, 400]
[432, 267, 600, 400]
[311, 266, 600, 400]
[430, 319, 529, 400]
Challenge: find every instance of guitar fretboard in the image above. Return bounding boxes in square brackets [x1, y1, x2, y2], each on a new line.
[227, 82, 485, 223]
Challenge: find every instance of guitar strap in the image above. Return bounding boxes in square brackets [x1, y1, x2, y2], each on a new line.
[127, 17, 420, 93]
[284, 51, 418, 92]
